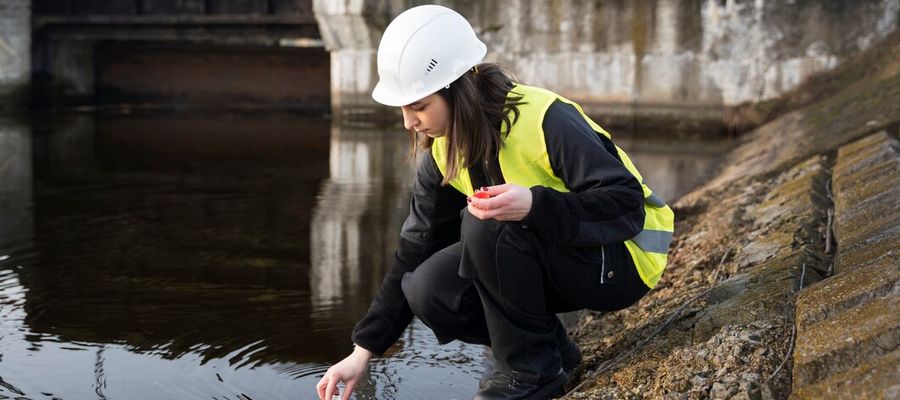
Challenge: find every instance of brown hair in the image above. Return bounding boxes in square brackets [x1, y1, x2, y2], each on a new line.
[409, 62, 525, 185]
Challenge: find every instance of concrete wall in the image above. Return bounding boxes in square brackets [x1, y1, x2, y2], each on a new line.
[312, 0, 401, 115]
[316, 0, 900, 117]
[0, 0, 31, 109]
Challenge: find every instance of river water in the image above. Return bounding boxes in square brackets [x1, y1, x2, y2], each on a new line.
[0, 111, 728, 399]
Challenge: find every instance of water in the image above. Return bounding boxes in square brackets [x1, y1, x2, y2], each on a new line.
[0, 112, 727, 399]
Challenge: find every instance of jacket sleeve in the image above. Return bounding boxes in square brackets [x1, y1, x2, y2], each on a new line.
[351, 151, 466, 355]
[520, 100, 645, 247]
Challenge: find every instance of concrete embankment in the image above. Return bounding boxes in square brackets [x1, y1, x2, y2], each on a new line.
[564, 31, 899, 399]
[791, 131, 899, 399]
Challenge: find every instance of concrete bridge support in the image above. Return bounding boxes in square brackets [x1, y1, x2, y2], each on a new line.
[314, 0, 900, 125]
[312, 0, 401, 118]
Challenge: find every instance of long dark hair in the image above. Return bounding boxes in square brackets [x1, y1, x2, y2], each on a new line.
[410, 62, 525, 186]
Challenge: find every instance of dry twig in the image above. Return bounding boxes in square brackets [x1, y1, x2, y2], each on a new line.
[766, 263, 807, 384]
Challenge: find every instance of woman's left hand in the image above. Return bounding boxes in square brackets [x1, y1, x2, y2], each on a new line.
[467, 184, 533, 221]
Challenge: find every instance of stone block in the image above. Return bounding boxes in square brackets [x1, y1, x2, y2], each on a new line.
[693, 252, 807, 343]
[836, 225, 899, 274]
[796, 255, 900, 330]
[754, 155, 828, 224]
[833, 131, 898, 179]
[832, 131, 900, 245]
[832, 131, 900, 275]
[734, 155, 829, 276]
[834, 159, 900, 214]
[792, 293, 900, 388]
[833, 183, 900, 261]
[790, 129, 900, 400]
[790, 348, 900, 400]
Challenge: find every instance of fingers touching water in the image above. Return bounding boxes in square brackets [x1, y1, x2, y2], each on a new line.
[316, 346, 372, 400]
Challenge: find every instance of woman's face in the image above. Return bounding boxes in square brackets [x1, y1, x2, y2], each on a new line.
[401, 93, 450, 138]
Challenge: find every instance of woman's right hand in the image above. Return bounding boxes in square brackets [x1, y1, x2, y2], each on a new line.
[316, 345, 373, 400]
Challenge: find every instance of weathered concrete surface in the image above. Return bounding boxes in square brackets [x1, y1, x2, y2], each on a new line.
[790, 132, 900, 399]
[312, 0, 390, 115]
[791, 348, 900, 400]
[564, 29, 900, 400]
[685, 36, 900, 202]
[831, 132, 900, 274]
[0, 0, 30, 110]
[316, 0, 900, 116]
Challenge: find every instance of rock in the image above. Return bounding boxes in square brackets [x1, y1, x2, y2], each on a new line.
[728, 389, 762, 400]
[690, 374, 708, 388]
[710, 382, 736, 399]
[791, 349, 900, 400]
[759, 383, 776, 400]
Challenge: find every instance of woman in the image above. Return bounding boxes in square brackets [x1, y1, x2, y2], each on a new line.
[317, 5, 674, 400]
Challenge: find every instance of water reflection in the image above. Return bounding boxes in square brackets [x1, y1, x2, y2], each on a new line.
[2, 112, 340, 399]
[0, 116, 33, 258]
[614, 130, 730, 202]
[0, 112, 493, 399]
[309, 121, 411, 312]
[20, 112, 335, 362]
[0, 117, 33, 366]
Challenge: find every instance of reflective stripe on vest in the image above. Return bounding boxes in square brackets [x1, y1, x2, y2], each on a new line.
[432, 84, 675, 288]
[646, 191, 666, 208]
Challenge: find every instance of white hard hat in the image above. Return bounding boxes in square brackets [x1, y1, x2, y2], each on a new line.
[371, 5, 487, 107]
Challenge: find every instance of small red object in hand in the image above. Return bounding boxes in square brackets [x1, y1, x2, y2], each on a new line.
[473, 191, 491, 199]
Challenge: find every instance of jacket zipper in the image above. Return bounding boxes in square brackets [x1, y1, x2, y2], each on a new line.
[600, 246, 607, 284]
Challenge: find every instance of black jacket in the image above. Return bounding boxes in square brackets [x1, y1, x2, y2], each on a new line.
[351, 100, 646, 355]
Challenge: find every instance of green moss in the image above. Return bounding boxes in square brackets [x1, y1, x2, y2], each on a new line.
[838, 240, 898, 274]
[797, 256, 899, 326]
[792, 349, 900, 399]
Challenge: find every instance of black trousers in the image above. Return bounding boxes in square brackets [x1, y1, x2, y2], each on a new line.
[400, 210, 650, 381]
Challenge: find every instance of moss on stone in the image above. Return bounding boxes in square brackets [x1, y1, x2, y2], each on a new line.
[796, 255, 900, 327]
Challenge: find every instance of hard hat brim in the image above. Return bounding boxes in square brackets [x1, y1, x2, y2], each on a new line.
[372, 80, 425, 107]
[372, 41, 487, 107]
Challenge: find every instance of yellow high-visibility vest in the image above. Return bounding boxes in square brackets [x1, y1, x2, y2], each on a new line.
[432, 84, 674, 288]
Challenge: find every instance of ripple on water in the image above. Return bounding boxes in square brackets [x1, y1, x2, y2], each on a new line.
[272, 362, 330, 379]
[0, 268, 28, 311]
